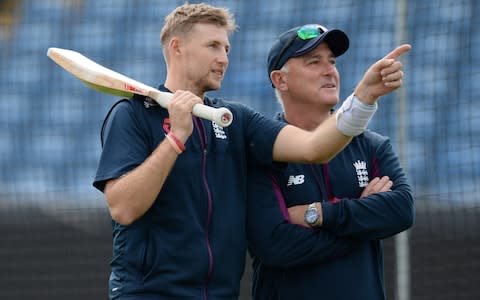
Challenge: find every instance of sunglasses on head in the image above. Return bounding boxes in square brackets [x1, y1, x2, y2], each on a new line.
[272, 24, 327, 71]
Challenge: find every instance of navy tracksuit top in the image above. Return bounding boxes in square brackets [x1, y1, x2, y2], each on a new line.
[93, 86, 285, 299]
[246, 113, 415, 300]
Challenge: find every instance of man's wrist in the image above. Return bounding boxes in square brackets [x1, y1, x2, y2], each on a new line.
[304, 202, 323, 227]
[314, 202, 323, 227]
[354, 85, 378, 105]
[335, 94, 378, 137]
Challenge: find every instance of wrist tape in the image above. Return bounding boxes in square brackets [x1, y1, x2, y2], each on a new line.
[335, 94, 378, 137]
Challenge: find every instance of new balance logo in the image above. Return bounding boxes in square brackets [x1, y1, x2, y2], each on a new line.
[287, 175, 305, 186]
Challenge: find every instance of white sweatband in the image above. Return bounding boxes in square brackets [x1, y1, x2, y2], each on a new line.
[335, 93, 378, 137]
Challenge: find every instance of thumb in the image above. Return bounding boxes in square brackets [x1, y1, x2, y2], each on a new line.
[384, 43, 412, 60]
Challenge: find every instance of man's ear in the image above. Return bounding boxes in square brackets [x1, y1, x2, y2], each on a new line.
[169, 37, 181, 56]
[270, 70, 288, 90]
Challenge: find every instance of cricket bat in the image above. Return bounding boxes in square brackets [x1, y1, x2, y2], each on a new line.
[47, 47, 233, 127]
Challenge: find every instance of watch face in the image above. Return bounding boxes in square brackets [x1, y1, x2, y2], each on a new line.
[305, 209, 318, 224]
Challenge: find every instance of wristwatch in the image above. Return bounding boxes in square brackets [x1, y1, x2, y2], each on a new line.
[304, 202, 321, 227]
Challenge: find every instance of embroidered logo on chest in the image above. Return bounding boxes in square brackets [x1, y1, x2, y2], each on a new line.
[353, 160, 369, 187]
[143, 96, 159, 108]
[212, 121, 227, 139]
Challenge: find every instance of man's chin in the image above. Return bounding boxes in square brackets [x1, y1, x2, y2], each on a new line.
[320, 93, 339, 104]
[205, 82, 222, 92]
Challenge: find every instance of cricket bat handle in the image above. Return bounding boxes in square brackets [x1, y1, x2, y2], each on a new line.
[150, 90, 233, 127]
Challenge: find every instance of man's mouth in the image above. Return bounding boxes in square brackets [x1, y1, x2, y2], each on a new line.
[212, 70, 224, 77]
[321, 83, 336, 88]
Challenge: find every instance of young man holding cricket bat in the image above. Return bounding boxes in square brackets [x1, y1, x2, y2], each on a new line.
[93, 3, 410, 299]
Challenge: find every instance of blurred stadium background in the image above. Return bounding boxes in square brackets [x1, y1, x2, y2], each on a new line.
[1, 0, 479, 299]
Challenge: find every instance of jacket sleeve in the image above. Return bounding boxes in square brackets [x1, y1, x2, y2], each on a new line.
[247, 165, 359, 267]
[321, 138, 415, 240]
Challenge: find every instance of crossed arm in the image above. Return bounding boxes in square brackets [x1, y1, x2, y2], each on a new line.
[247, 140, 415, 267]
[246, 166, 360, 267]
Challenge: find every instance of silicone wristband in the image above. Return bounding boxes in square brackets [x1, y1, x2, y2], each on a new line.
[167, 131, 186, 152]
[164, 133, 183, 154]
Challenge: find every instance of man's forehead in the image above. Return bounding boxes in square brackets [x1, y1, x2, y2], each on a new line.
[189, 23, 230, 41]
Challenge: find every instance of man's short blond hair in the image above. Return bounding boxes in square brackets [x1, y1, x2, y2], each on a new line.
[160, 2, 237, 47]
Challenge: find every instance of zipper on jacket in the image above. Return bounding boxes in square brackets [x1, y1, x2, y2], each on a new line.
[193, 116, 214, 299]
[310, 164, 341, 203]
[310, 164, 328, 202]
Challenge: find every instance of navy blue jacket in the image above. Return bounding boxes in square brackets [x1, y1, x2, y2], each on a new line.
[93, 86, 285, 299]
[247, 114, 414, 300]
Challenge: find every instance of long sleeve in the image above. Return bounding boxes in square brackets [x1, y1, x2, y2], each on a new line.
[247, 166, 359, 267]
[321, 136, 415, 240]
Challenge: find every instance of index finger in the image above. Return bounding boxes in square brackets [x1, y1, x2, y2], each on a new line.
[384, 44, 412, 60]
